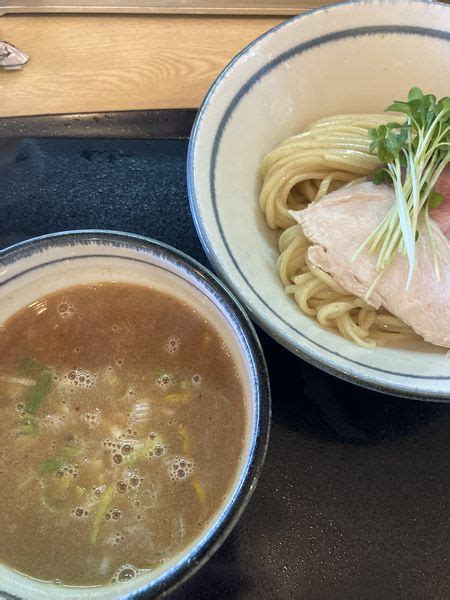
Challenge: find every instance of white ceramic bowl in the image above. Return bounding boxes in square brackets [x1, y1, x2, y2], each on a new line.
[188, 0, 450, 401]
[0, 231, 270, 599]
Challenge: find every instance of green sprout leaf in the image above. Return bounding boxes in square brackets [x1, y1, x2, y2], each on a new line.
[428, 192, 444, 209]
[356, 87, 450, 290]
[372, 168, 392, 185]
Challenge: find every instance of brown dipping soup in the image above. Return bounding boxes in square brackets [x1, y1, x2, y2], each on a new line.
[0, 282, 246, 587]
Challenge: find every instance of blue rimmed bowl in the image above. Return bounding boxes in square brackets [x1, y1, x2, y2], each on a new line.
[0, 230, 270, 599]
[188, 0, 450, 401]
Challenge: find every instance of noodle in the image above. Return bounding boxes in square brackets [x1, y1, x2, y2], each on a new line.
[260, 115, 419, 348]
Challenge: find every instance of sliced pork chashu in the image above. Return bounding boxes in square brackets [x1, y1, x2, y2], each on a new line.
[291, 181, 450, 348]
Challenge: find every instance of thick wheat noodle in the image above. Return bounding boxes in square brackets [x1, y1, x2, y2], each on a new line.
[262, 114, 419, 348]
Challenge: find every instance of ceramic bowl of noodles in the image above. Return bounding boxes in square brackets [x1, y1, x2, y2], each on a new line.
[188, 0, 450, 400]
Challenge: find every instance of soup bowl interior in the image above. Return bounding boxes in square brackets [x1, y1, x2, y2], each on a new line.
[0, 230, 269, 599]
[188, 0, 450, 400]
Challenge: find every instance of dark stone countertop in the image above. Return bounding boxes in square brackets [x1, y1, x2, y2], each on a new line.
[0, 138, 449, 600]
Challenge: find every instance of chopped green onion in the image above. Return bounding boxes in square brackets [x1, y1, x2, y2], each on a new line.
[122, 436, 164, 465]
[63, 436, 84, 460]
[63, 446, 81, 461]
[91, 485, 115, 544]
[40, 468, 72, 512]
[15, 357, 53, 416]
[16, 414, 39, 436]
[24, 367, 53, 415]
[74, 485, 86, 501]
[154, 370, 172, 385]
[39, 458, 65, 474]
[154, 370, 169, 379]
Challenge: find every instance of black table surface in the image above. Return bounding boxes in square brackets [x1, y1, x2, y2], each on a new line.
[0, 137, 449, 600]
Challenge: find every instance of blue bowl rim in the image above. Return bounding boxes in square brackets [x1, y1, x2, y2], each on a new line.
[186, 0, 450, 402]
[0, 229, 271, 598]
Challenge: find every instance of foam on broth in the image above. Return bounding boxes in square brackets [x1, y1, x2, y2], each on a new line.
[0, 279, 247, 587]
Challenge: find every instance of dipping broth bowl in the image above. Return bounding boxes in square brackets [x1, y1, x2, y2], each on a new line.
[0, 230, 270, 599]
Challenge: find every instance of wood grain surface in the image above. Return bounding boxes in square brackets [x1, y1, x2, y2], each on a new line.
[1, 1, 336, 16]
[0, 15, 285, 117]
[1, 2, 449, 118]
